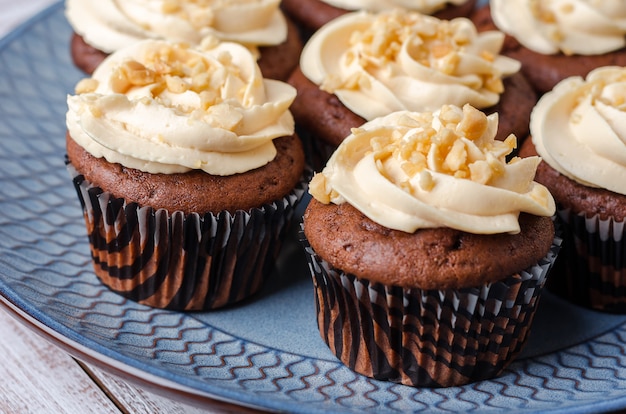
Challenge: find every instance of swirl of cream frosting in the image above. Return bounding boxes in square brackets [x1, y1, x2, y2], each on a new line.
[309, 104, 555, 234]
[300, 10, 521, 121]
[65, 0, 287, 54]
[66, 39, 296, 176]
[319, 0, 466, 14]
[491, 0, 626, 55]
[531, 66, 626, 194]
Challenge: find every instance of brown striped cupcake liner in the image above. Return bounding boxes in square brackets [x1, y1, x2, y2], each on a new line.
[300, 227, 561, 388]
[547, 208, 626, 313]
[66, 159, 309, 311]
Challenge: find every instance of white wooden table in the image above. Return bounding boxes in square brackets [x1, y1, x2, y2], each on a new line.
[0, 2, 258, 413]
[0, 308, 255, 413]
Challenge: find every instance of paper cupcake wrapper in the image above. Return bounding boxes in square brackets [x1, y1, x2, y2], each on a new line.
[67, 160, 309, 311]
[547, 208, 626, 313]
[300, 226, 561, 387]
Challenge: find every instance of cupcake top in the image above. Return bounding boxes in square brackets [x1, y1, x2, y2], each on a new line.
[491, 0, 626, 56]
[65, 0, 287, 55]
[300, 10, 520, 121]
[317, 0, 466, 14]
[66, 39, 296, 176]
[531, 66, 626, 195]
[310, 104, 555, 234]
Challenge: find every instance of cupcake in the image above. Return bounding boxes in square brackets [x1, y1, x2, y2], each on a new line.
[288, 9, 536, 169]
[65, 39, 306, 311]
[281, 0, 478, 36]
[471, 0, 626, 94]
[301, 104, 559, 387]
[65, 0, 303, 80]
[521, 66, 626, 313]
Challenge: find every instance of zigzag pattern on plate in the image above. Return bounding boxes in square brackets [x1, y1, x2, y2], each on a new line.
[2, 4, 626, 413]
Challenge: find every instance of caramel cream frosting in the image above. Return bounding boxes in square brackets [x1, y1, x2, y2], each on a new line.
[300, 10, 520, 121]
[310, 104, 555, 234]
[66, 39, 296, 176]
[319, 0, 466, 14]
[531, 66, 626, 194]
[491, 0, 626, 55]
[65, 0, 287, 54]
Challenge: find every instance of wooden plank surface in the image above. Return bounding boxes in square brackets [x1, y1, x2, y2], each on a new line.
[0, 308, 258, 413]
[0, 308, 120, 413]
[84, 364, 253, 414]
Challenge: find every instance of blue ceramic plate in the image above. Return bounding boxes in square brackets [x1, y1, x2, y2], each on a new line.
[2, 3, 626, 413]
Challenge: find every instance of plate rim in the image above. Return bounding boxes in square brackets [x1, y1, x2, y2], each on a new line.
[2, 2, 626, 413]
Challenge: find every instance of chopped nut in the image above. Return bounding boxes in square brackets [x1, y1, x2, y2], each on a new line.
[469, 160, 492, 184]
[122, 60, 157, 86]
[343, 72, 365, 90]
[398, 117, 419, 131]
[94, 41, 257, 119]
[457, 104, 488, 141]
[161, 0, 216, 30]
[318, 102, 519, 205]
[320, 74, 342, 93]
[398, 180, 413, 193]
[454, 170, 469, 179]
[149, 81, 167, 98]
[200, 35, 220, 51]
[378, 104, 514, 187]
[480, 50, 495, 62]
[431, 41, 453, 59]
[503, 134, 517, 152]
[75, 78, 99, 94]
[165, 75, 190, 93]
[484, 76, 504, 94]
[417, 170, 435, 191]
[191, 71, 211, 92]
[327, 10, 506, 96]
[443, 139, 467, 172]
[436, 127, 456, 148]
[110, 69, 131, 94]
[486, 153, 505, 178]
[530, 0, 557, 23]
[436, 52, 460, 75]
[309, 173, 331, 204]
[87, 104, 102, 118]
[190, 9, 214, 29]
[439, 104, 463, 125]
[161, 0, 180, 14]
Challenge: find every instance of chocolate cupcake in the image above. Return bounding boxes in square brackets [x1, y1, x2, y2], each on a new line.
[288, 9, 536, 169]
[301, 104, 559, 387]
[472, 1, 626, 94]
[521, 66, 626, 313]
[281, 0, 478, 35]
[65, 39, 306, 311]
[65, 0, 303, 80]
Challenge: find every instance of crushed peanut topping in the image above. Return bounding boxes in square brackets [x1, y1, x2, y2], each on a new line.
[530, 0, 557, 23]
[529, 1, 588, 56]
[75, 78, 99, 94]
[309, 172, 341, 204]
[320, 10, 504, 94]
[312, 105, 518, 204]
[309, 173, 331, 204]
[313, 105, 519, 204]
[373, 105, 515, 189]
[571, 69, 626, 114]
[82, 42, 248, 117]
[160, 0, 258, 29]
